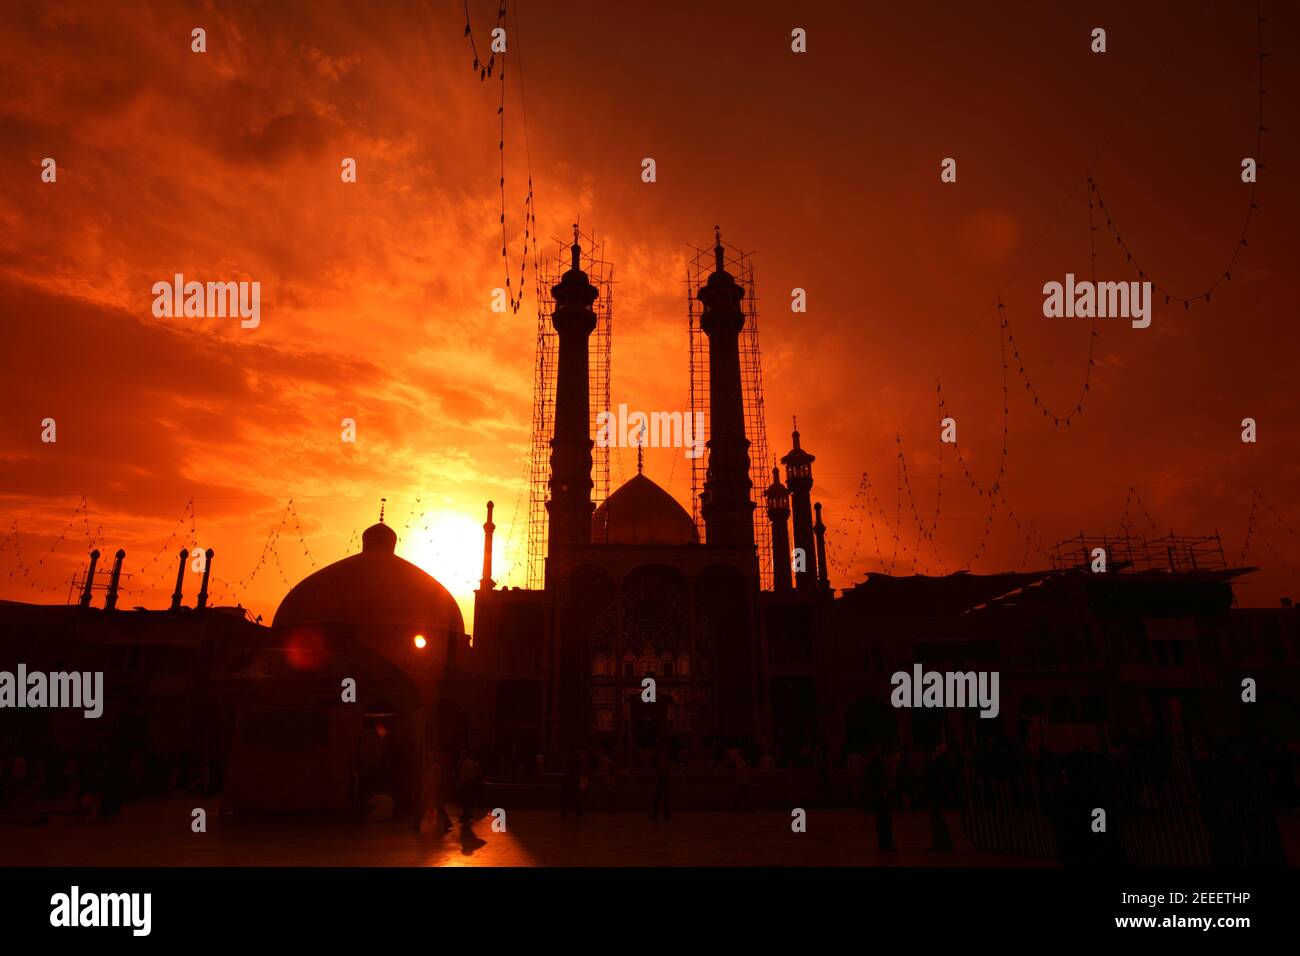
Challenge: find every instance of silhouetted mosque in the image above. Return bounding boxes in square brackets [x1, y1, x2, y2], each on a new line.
[472, 231, 839, 760]
[2, 231, 1298, 819]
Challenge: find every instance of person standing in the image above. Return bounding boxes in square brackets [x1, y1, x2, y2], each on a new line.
[650, 740, 672, 821]
[560, 749, 586, 819]
[926, 744, 955, 852]
[865, 746, 895, 851]
[457, 751, 481, 823]
[847, 750, 866, 809]
[732, 750, 753, 812]
[420, 752, 452, 834]
[814, 745, 833, 807]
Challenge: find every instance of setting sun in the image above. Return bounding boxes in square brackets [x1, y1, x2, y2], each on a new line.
[398, 509, 509, 630]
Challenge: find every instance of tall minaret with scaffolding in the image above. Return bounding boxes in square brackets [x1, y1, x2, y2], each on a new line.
[545, 226, 598, 573]
[698, 228, 755, 549]
[526, 226, 613, 589]
[687, 228, 774, 585]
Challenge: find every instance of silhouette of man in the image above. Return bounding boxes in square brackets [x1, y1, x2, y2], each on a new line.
[865, 746, 895, 851]
[420, 751, 452, 834]
[927, 744, 955, 852]
[457, 751, 481, 823]
[650, 739, 672, 821]
[560, 749, 585, 819]
[813, 744, 833, 806]
[731, 749, 753, 813]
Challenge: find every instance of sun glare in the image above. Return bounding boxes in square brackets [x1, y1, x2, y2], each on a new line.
[399, 509, 507, 628]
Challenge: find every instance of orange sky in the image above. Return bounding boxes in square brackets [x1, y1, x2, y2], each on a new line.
[2, 0, 1298, 627]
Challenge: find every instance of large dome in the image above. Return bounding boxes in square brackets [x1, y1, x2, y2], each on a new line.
[273, 521, 465, 636]
[592, 473, 698, 547]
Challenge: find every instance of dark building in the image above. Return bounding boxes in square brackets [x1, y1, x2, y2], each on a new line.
[3, 231, 1297, 821]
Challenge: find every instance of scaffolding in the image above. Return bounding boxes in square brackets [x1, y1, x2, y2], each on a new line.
[65, 562, 131, 606]
[1050, 531, 1230, 574]
[687, 238, 774, 590]
[525, 228, 613, 589]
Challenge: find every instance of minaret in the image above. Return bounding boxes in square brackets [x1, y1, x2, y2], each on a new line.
[480, 501, 496, 591]
[813, 502, 830, 591]
[765, 467, 792, 592]
[104, 549, 125, 611]
[781, 423, 817, 592]
[546, 225, 598, 564]
[196, 549, 214, 609]
[79, 549, 100, 608]
[698, 227, 754, 548]
[170, 548, 189, 610]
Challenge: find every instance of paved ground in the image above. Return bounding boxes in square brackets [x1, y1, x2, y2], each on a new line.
[5, 795, 1052, 867]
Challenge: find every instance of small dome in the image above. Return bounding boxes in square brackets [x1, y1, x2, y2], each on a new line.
[273, 531, 464, 636]
[361, 521, 397, 553]
[592, 473, 697, 546]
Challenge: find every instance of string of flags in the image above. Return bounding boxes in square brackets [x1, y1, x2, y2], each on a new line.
[1088, 5, 1267, 311]
[464, 0, 536, 313]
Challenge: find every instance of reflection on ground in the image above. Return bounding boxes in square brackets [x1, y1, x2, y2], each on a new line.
[8, 795, 1053, 867]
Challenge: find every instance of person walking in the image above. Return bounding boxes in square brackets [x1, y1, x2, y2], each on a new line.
[420, 752, 453, 834]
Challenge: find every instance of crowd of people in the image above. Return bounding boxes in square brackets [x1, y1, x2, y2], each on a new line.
[397, 737, 965, 849]
[0, 738, 218, 820]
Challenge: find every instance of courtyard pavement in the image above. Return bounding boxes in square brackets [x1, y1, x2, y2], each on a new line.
[6, 795, 1052, 866]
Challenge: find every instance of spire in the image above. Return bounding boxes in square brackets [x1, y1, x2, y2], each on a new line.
[379, 498, 387, 525]
[813, 501, 830, 592]
[170, 548, 190, 611]
[637, 443, 644, 475]
[782, 425, 817, 592]
[196, 549, 215, 610]
[104, 549, 126, 611]
[480, 500, 496, 591]
[765, 465, 792, 592]
[547, 220, 599, 567]
[697, 226, 754, 549]
[79, 549, 101, 609]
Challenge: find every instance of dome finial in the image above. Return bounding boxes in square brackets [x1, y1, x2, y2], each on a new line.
[714, 225, 724, 272]
[379, 498, 386, 524]
[571, 221, 581, 271]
